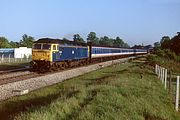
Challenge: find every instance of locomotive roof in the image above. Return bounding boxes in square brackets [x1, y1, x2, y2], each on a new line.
[34, 38, 88, 46]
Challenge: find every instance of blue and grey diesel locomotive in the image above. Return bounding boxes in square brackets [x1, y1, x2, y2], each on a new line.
[31, 38, 147, 72]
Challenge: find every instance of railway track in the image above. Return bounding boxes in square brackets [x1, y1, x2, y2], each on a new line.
[0, 66, 31, 75]
[0, 66, 40, 85]
[0, 62, 99, 85]
[0, 65, 83, 85]
[0, 65, 93, 85]
[0, 72, 40, 85]
[0, 55, 145, 86]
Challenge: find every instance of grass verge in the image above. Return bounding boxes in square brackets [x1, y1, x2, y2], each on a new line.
[0, 59, 179, 120]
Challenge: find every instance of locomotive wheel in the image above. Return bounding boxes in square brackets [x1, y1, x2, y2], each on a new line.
[39, 67, 47, 73]
[60, 63, 66, 70]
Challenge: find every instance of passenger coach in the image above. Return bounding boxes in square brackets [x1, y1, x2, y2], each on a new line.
[90, 46, 147, 60]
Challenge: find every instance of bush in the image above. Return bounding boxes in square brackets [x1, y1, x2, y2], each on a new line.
[156, 49, 180, 62]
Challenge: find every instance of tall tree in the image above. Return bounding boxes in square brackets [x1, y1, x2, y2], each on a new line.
[160, 36, 171, 49]
[113, 37, 130, 48]
[0, 37, 11, 48]
[9, 41, 19, 48]
[154, 42, 161, 51]
[62, 38, 68, 41]
[20, 34, 34, 48]
[131, 45, 144, 49]
[122, 43, 130, 48]
[171, 32, 180, 55]
[87, 32, 99, 45]
[99, 36, 113, 46]
[73, 34, 85, 43]
[113, 37, 124, 47]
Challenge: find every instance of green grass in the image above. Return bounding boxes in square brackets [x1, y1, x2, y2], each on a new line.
[0, 60, 179, 120]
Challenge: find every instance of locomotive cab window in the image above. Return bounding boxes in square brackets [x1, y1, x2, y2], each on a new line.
[33, 44, 41, 49]
[53, 45, 57, 50]
[42, 44, 51, 50]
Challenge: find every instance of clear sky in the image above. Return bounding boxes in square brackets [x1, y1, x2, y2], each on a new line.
[0, 0, 180, 46]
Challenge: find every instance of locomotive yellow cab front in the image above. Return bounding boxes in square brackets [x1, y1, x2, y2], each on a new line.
[31, 43, 58, 72]
[32, 50, 51, 61]
[32, 43, 52, 61]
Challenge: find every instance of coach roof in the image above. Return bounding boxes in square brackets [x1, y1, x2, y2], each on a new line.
[34, 38, 87, 46]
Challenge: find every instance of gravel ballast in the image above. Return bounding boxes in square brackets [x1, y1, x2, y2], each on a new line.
[0, 57, 134, 101]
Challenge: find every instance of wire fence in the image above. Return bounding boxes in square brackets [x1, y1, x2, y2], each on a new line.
[0, 57, 31, 64]
[155, 64, 180, 111]
[0, 53, 32, 64]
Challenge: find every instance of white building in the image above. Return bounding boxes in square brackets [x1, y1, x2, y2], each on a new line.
[14, 47, 32, 58]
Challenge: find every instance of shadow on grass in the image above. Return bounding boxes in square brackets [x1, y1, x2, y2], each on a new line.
[63, 89, 98, 120]
[85, 74, 117, 86]
[103, 69, 129, 74]
[144, 112, 165, 120]
[0, 87, 80, 120]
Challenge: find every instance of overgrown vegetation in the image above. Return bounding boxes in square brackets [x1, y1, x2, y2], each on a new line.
[148, 43, 180, 73]
[152, 32, 180, 73]
[147, 54, 180, 74]
[155, 49, 180, 62]
[0, 60, 179, 120]
[154, 32, 180, 55]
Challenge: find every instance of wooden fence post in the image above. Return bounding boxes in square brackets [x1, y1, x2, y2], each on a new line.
[169, 70, 172, 95]
[175, 76, 179, 111]
[164, 69, 167, 89]
[159, 66, 161, 79]
[155, 64, 157, 74]
[158, 65, 161, 78]
[161, 67, 163, 83]
[162, 68, 165, 84]
[157, 65, 159, 77]
[158, 65, 160, 78]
